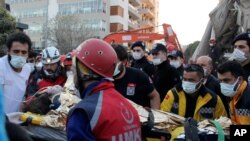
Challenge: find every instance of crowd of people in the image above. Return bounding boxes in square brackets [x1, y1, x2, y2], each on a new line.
[0, 31, 250, 140]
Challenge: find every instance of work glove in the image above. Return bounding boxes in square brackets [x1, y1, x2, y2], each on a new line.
[46, 85, 63, 95]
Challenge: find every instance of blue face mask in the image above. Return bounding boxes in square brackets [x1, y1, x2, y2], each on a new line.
[182, 81, 200, 94]
[10, 55, 27, 69]
[220, 78, 240, 97]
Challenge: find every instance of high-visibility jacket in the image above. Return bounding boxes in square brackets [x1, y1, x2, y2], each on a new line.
[229, 81, 250, 124]
[161, 84, 227, 121]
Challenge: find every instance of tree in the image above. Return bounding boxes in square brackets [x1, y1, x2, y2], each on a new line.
[184, 41, 200, 63]
[0, 7, 16, 56]
[43, 15, 94, 54]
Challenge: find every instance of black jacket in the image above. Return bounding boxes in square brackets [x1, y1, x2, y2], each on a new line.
[153, 60, 181, 102]
[131, 56, 156, 78]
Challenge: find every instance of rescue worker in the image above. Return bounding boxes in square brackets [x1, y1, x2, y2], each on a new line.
[25, 46, 67, 100]
[217, 61, 250, 124]
[167, 50, 184, 79]
[131, 41, 156, 78]
[112, 44, 160, 109]
[67, 39, 141, 141]
[196, 56, 229, 116]
[161, 64, 227, 121]
[151, 43, 181, 102]
[0, 32, 32, 113]
[63, 53, 72, 72]
[229, 32, 250, 82]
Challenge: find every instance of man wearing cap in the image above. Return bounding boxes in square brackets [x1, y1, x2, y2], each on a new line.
[167, 50, 184, 79]
[131, 41, 156, 78]
[151, 43, 181, 102]
[25, 46, 67, 100]
[229, 32, 250, 82]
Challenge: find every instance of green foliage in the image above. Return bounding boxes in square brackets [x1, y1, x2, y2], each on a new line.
[0, 8, 16, 56]
[184, 41, 200, 62]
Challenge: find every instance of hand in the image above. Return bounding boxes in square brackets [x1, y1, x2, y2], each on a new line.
[46, 85, 63, 95]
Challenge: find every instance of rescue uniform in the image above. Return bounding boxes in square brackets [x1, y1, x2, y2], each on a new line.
[153, 60, 181, 102]
[229, 81, 250, 124]
[67, 80, 141, 141]
[131, 56, 156, 78]
[25, 67, 67, 99]
[205, 75, 229, 116]
[161, 84, 227, 121]
[114, 67, 154, 107]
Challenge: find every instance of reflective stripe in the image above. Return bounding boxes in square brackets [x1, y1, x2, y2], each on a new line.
[199, 107, 214, 114]
[236, 109, 250, 116]
[90, 91, 103, 130]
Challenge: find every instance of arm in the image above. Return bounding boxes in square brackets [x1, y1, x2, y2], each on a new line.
[160, 90, 175, 112]
[214, 96, 228, 118]
[148, 89, 160, 109]
[67, 109, 96, 141]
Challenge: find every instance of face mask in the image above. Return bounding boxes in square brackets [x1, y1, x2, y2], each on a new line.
[220, 78, 240, 97]
[229, 48, 247, 62]
[10, 55, 27, 69]
[170, 60, 181, 68]
[152, 58, 162, 66]
[182, 81, 200, 94]
[113, 62, 121, 76]
[132, 52, 143, 60]
[203, 68, 209, 77]
[35, 62, 43, 71]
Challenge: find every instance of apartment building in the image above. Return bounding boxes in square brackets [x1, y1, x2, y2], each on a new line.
[5, 0, 158, 50]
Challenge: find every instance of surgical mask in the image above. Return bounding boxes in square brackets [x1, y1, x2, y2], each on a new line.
[220, 78, 240, 97]
[229, 48, 247, 62]
[182, 81, 200, 94]
[10, 55, 27, 69]
[132, 52, 143, 60]
[170, 60, 181, 68]
[113, 62, 121, 76]
[113, 62, 124, 78]
[203, 68, 209, 77]
[35, 62, 43, 71]
[27, 63, 35, 72]
[152, 58, 162, 66]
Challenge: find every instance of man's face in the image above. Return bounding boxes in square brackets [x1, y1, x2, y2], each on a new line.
[152, 51, 166, 60]
[234, 40, 250, 54]
[43, 63, 58, 73]
[8, 41, 29, 57]
[183, 71, 201, 83]
[132, 46, 144, 55]
[196, 58, 212, 76]
[217, 72, 238, 85]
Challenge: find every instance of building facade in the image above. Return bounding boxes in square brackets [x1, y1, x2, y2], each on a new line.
[6, 0, 158, 50]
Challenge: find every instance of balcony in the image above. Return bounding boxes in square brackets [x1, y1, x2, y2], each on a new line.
[141, 0, 154, 7]
[128, 4, 141, 20]
[139, 20, 154, 27]
[128, 19, 139, 29]
[139, 8, 155, 18]
[129, 0, 141, 7]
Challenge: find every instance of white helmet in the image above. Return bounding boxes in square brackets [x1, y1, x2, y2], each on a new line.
[42, 46, 60, 64]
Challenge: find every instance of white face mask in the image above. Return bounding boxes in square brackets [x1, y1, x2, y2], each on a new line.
[10, 55, 27, 69]
[182, 81, 200, 94]
[35, 62, 43, 71]
[229, 48, 247, 62]
[152, 58, 162, 66]
[203, 68, 209, 77]
[132, 52, 143, 60]
[220, 78, 240, 97]
[170, 60, 181, 68]
[113, 62, 122, 76]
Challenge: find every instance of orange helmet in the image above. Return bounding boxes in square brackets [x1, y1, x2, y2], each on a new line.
[75, 38, 117, 78]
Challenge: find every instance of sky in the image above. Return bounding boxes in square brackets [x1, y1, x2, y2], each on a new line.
[159, 0, 219, 45]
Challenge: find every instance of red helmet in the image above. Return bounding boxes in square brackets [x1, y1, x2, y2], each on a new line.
[75, 38, 117, 78]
